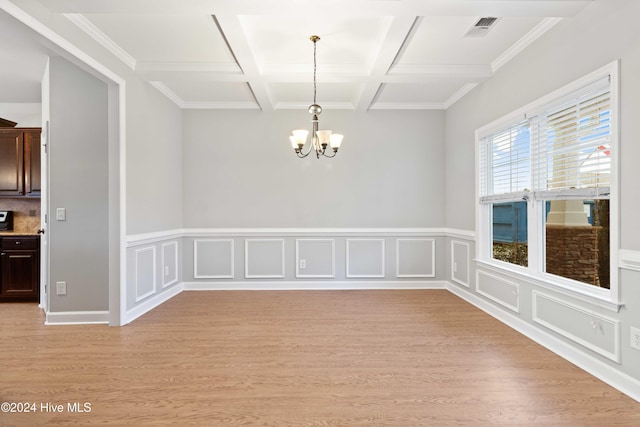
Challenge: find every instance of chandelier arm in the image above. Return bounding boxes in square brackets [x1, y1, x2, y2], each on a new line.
[321, 149, 338, 158]
[296, 147, 312, 158]
[297, 143, 314, 158]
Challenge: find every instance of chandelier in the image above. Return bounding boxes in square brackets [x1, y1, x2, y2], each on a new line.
[289, 35, 344, 159]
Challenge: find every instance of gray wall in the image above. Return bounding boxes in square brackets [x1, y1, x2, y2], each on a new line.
[444, 0, 640, 381]
[183, 109, 445, 228]
[47, 56, 108, 312]
[125, 78, 183, 234]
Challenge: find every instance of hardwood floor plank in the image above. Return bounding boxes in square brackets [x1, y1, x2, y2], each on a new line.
[1, 290, 639, 426]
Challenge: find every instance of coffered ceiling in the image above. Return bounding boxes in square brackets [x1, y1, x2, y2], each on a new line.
[2, 0, 593, 110]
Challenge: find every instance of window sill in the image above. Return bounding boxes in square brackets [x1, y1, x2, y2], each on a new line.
[475, 259, 623, 313]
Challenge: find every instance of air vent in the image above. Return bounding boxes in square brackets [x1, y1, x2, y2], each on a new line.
[464, 17, 500, 37]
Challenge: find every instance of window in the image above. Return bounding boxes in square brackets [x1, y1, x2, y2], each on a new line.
[479, 122, 530, 268]
[477, 62, 618, 300]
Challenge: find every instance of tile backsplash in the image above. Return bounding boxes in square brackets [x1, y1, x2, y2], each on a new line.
[0, 198, 41, 233]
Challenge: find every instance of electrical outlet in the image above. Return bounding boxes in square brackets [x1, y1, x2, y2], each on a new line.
[453, 262, 458, 273]
[164, 266, 170, 276]
[56, 208, 66, 221]
[56, 281, 67, 296]
[299, 259, 306, 269]
[631, 326, 640, 351]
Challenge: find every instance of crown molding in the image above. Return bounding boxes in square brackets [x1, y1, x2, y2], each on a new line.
[63, 13, 136, 70]
[182, 101, 260, 110]
[148, 81, 184, 108]
[136, 61, 242, 74]
[369, 102, 445, 110]
[492, 17, 563, 72]
[387, 64, 493, 80]
[443, 82, 478, 109]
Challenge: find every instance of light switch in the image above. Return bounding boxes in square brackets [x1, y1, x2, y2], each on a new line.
[56, 208, 66, 221]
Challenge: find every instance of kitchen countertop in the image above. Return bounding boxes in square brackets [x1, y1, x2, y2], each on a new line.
[0, 231, 41, 236]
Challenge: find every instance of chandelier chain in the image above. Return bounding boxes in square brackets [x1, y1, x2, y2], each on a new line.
[313, 38, 317, 105]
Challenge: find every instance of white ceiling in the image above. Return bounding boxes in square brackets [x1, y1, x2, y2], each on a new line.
[1, 0, 592, 110]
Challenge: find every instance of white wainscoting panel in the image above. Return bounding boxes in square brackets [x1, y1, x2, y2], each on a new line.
[296, 239, 335, 278]
[194, 239, 234, 279]
[346, 239, 385, 278]
[451, 240, 470, 287]
[532, 291, 620, 363]
[396, 238, 435, 278]
[619, 249, 640, 272]
[161, 241, 179, 288]
[476, 270, 519, 313]
[245, 239, 285, 279]
[134, 246, 157, 302]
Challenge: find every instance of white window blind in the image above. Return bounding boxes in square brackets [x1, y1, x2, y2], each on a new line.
[479, 121, 530, 203]
[532, 77, 611, 200]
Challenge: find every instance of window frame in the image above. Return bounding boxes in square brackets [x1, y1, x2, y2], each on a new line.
[475, 61, 620, 305]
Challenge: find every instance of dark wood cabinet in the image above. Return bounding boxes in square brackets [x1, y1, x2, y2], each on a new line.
[24, 130, 41, 196]
[0, 128, 41, 197]
[0, 236, 40, 302]
[0, 130, 24, 196]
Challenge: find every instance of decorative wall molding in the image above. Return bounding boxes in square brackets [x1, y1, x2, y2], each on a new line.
[476, 261, 622, 313]
[346, 239, 385, 278]
[619, 249, 640, 272]
[45, 311, 110, 325]
[126, 229, 185, 246]
[128, 227, 475, 241]
[161, 241, 179, 288]
[532, 291, 621, 363]
[134, 246, 157, 302]
[182, 227, 470, 238]
[194, 239, 234, 279]
[451, 240, 471, 288]
[295, 239, 335, 278]
[245, 239, 285, 279]
[396, 238, 435, 278]
[476, 270, 520, 313]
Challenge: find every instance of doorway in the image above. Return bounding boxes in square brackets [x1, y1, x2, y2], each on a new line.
[0, 5, 124, 325]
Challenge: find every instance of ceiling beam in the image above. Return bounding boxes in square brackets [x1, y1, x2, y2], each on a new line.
[135, 61, 247, 82]
[213, 14, 273, 112]
[355, 16, 418, 112]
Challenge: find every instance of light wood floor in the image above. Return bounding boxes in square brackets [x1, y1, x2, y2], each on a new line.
[1, 290, 639, 426]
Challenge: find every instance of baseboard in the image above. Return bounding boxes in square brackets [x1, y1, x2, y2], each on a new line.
[446, 282, 640, 404]
[45, 310, 110, 325]
[124, 284, 183, 325]
[182, 280, 448, 291]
